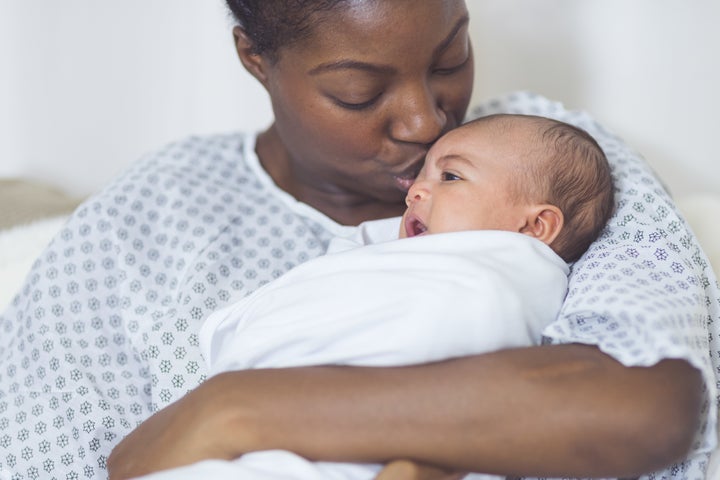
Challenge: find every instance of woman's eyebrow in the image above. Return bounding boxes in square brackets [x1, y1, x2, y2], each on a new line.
[308, 15, 469, 76]
[308, 60, 395, 76]
[433, 15, 470, 57]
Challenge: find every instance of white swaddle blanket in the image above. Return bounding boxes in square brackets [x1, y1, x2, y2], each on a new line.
[140, 229, 568, 480]
[201, 230, 569, 371]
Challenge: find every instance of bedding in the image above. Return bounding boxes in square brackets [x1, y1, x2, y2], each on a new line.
[0, 178, 81, 230]
[0, 216, 69, 310]
[0, 179, 82, 309]
[677, 194, 720, 277]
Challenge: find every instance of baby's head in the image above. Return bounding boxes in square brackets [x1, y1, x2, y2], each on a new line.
[400, 114, 615, 262]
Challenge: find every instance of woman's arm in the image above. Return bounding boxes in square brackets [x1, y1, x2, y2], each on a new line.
[107, 343, 702, 480]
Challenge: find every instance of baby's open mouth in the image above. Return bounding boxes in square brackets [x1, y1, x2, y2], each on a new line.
[404, 215, 428, 237]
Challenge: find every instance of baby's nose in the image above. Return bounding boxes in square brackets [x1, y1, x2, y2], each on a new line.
[405, 188, 426, 206]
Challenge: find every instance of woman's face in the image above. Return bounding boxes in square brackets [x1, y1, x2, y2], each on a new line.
[250, 0, 473, 222]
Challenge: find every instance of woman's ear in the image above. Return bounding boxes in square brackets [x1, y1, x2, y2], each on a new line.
[233, 26, 270, 86]
[519, 205, 564, 246]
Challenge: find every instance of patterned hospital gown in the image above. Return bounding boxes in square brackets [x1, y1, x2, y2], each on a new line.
[1, 92, 718, 480]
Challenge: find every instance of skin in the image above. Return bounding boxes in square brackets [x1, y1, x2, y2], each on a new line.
[399, 118, 563, 248]
[245, 0, 474, 226]
[374, 460, 465, 480]
[107, 1, 704, 478]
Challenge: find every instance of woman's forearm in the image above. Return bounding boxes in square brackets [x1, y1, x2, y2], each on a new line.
[215, 344, 702, 478]
[108, 343, 703, 479]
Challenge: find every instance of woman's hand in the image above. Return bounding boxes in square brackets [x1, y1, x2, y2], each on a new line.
[375, 460, 466, 480]
[107, 375, 246, 479]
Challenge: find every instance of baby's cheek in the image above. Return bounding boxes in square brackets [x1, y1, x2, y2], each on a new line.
[398, 212, 408, 239]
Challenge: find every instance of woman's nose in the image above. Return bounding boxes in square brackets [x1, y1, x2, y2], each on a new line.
[390, 83, 446, 145]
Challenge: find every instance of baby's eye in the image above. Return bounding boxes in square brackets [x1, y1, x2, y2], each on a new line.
[441, 172, 461, 181]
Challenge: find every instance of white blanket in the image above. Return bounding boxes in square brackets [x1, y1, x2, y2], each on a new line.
[201, 230, 569, 371]
[157, 231, 567, 480]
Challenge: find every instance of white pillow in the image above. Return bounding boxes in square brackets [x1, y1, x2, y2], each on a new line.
[677, 193, 720, 277]
[678, 193, 720, 480]
[0, 215, 68, 310]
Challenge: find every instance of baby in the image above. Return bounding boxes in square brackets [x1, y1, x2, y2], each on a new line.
[142, 114, 614, 480]
[399, 113, 614, 263]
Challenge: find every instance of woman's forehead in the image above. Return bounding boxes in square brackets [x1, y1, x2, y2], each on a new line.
[284, 0, 469, 63]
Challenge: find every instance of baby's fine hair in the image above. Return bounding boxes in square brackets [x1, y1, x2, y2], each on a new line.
[225, 0, 348, 63]
[473, 114, 615, 263]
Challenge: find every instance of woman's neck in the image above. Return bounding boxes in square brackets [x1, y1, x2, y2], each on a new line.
[255, 126, 406, 226]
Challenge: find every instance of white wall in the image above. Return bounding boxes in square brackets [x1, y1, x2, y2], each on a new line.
[2, 0, 718, 198]
[0, 1, 271, 195]
[467, 0, 720, 198]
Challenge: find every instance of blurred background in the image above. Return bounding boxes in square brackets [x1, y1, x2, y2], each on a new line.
[1, 0, 718, 198]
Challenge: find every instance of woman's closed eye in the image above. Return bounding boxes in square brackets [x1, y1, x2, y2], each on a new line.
[331, 92, 382, 111]
[432, 54, 471, 76]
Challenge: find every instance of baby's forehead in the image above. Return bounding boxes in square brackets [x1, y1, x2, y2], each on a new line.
[461, 115, 546, 136]
[444, 117, 540, 153]
[428, 116, 558, 171]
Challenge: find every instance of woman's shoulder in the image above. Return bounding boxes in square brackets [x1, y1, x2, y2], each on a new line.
[129, 131, 256, 181]
[87, 132, 264, 206]
[467, 93, 710, 280]
[49, 131, 276, 263]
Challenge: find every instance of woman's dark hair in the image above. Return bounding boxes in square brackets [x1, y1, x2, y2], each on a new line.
[225, 0, 349, 62]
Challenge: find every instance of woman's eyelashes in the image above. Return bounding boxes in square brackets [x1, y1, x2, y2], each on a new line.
[328, 52, 470, 111]
[332, 93, 381, 111]
[432, 35, 471, 75]
[432, 55, 470, 76]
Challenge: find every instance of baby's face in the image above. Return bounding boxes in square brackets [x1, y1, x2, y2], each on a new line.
[400, 121, 536, 238]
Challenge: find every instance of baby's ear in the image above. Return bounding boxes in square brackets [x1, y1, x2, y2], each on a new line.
[519, 205, 564, 246]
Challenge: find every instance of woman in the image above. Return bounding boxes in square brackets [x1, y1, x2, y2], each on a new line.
[1, 1, 716, 480]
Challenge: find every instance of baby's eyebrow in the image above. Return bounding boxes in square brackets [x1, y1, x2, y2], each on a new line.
[436, 154, 473, 169]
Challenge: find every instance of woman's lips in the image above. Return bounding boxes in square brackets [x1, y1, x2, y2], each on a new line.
[394, 175, 415, 192]
[393, 157, 424, 192]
